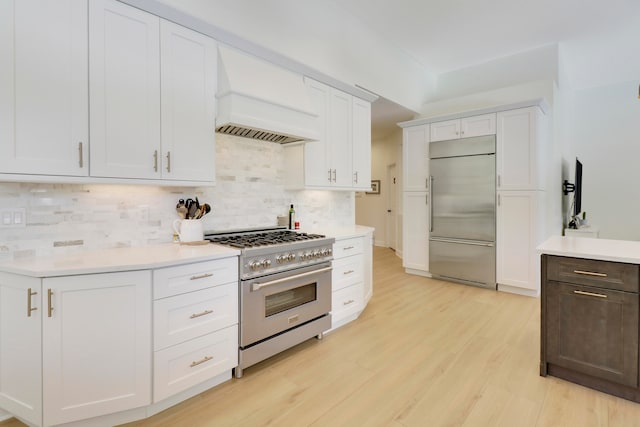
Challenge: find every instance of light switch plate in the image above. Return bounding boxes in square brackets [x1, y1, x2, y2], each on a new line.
[0, 208, 26, 228]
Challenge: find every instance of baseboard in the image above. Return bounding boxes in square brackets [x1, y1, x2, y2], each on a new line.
[497, 283, 539, 297]
[404, 268, 431, 278]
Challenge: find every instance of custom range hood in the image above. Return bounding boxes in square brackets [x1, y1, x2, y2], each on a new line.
[216, 46, 319, 144]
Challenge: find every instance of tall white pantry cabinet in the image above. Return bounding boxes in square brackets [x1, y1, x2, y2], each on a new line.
[401, 104, 551, 295]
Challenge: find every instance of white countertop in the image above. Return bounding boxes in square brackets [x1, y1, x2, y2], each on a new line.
[0, 243, 240, 278]
[537, 235, 640, 264]
[304, 225, 374, 240]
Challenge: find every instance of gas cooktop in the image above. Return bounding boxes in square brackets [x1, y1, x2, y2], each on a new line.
[204, 227, 334, 279]
[206, 229, 327, 249]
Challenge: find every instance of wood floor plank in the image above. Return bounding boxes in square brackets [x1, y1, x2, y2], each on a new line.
[5, 247, 640, 427]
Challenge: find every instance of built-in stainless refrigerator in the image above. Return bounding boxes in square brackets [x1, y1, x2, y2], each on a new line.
[429, 135, 496, 289]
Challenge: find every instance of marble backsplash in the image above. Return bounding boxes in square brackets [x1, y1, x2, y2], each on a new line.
[0, 134, 354, 260]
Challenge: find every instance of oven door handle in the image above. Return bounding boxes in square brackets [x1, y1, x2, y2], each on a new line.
[251, 266, 333, 291]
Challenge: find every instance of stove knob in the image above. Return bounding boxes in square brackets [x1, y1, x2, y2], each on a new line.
[302, 252, 310, 260]
[276, 255, 286, 264]
[264, 259, 272, 267]
[249, 261, 260, 270]
[327, 248, 333, 256]
[288, 253, 296, 261]
[312, 250, 320, 258]
[321, 249, 329, 256]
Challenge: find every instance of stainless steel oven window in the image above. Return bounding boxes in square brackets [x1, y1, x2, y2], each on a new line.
[265, 283, 317, 317]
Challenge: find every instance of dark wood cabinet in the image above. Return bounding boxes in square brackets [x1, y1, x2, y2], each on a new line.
[541, 255, 640, 401]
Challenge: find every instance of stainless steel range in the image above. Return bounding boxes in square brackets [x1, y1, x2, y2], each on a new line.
[205, 227, 334, 378]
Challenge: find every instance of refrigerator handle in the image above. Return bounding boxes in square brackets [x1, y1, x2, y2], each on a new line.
[429, 176, 434, 232]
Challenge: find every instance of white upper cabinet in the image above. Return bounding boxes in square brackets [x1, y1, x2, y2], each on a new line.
[329, 89, 353, 188]
[89, 0, 217, 184]
[402, 124, 430, 191]
[496, 107, 544, 191]
[285, 78, 371, 191]
[430, 113, 496, 142]
[89, 0, 161, 179]
[352, 97, 372, 190]
[0, 0, 88, 176]
[160, 20, 217, 183]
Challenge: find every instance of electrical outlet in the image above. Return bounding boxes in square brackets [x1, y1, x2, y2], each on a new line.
[0, 208, 26, 228]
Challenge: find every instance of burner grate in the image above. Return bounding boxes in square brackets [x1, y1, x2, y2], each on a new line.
[207, 230, 326, 249]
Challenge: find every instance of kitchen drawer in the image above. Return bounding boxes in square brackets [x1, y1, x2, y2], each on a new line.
[154, 257, 238, 299]
[332, 255, 363, 292]
[333, 237, 363, 259]
[153, 325, 238, 402]
[154, 282, 238, 350]
[547, 255, 639, 293]
[332, 284, 363, 322]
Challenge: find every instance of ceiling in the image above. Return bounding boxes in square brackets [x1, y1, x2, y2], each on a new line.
[337, 0, 640, 139]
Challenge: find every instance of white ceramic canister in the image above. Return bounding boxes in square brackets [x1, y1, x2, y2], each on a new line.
[173, 219, 204, 242]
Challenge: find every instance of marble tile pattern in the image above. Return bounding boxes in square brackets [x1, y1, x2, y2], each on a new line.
[0, 134, 355, 261]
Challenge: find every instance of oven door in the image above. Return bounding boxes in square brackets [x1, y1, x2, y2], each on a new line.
[240, 262, 332, 347]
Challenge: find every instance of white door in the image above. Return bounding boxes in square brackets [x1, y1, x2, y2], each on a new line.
[402, 191, 429, 272]
[160, 20, 217, 182]
[329, 89, 353, 187]
[42, 271, 151, 426]
[496, 191, 538, 291]
[0, 0, 88, 176]
[387, 164, 397, 250]
[89, 0, 161, 179]
[352, 97, 371, 190]
[0, 274, 42, 426]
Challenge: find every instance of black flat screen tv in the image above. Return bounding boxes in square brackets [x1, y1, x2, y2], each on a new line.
[574, 158, 583, 217]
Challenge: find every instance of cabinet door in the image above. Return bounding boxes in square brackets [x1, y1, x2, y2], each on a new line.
[402, 125, 430, 191]
[496, 191, 538, 291]
[496, 107, 541, 190]
[0, 274, 42, 426]
[430, 119, 460, 142]
[0, 0, 88, 176]
[89, 0, 161, 179]
[402, 191, 429, 272]
[460, 113, 496, 138]
[546, 281, 639, 387]
[160, 20, 217, 183]
[352, 97, 371, 190]
[304, 78, 331, 187]
[42, 271, 151, 426]
[329, 89, 353, 187]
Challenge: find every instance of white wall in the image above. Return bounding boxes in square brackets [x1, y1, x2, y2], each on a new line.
[0, 135, 354, 261]
[155, 0, 434, 112]
[428, 44, 558, 103]
[569, 80, 640, 240]
[355, 129, 402, 247]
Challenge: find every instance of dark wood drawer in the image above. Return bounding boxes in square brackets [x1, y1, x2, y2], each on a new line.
[546, 255, 639, 293]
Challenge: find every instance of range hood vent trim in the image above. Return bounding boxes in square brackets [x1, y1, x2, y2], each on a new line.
[216, 46, 319, 144]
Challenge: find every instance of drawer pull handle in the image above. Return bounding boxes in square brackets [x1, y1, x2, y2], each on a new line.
[190, 309, 213, 319]
[47, 289, 54, 318]
[190, 273, 213, 281]
[573, 270, 608, 278]
[343, 299, 355, 306]
[190, 355, 213, 368]
[574, 290, 607, 299]
[343, 270, 354, 275]
[343, 246, 354, 250]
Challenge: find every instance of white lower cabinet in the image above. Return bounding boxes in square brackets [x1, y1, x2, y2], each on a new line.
[496, 191, 543, 294]
[331, 235, 372, 330]
[0, 270, 152, 427]
[0, 256, 240, 426]
[152, 260, 238, 403]
[402, 191, 429, 273]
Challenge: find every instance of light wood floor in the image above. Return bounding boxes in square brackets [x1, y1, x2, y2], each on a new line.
[5, 247, 640, 426]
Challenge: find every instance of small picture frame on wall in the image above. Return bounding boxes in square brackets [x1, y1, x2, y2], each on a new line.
[367, 180, 380, 194]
